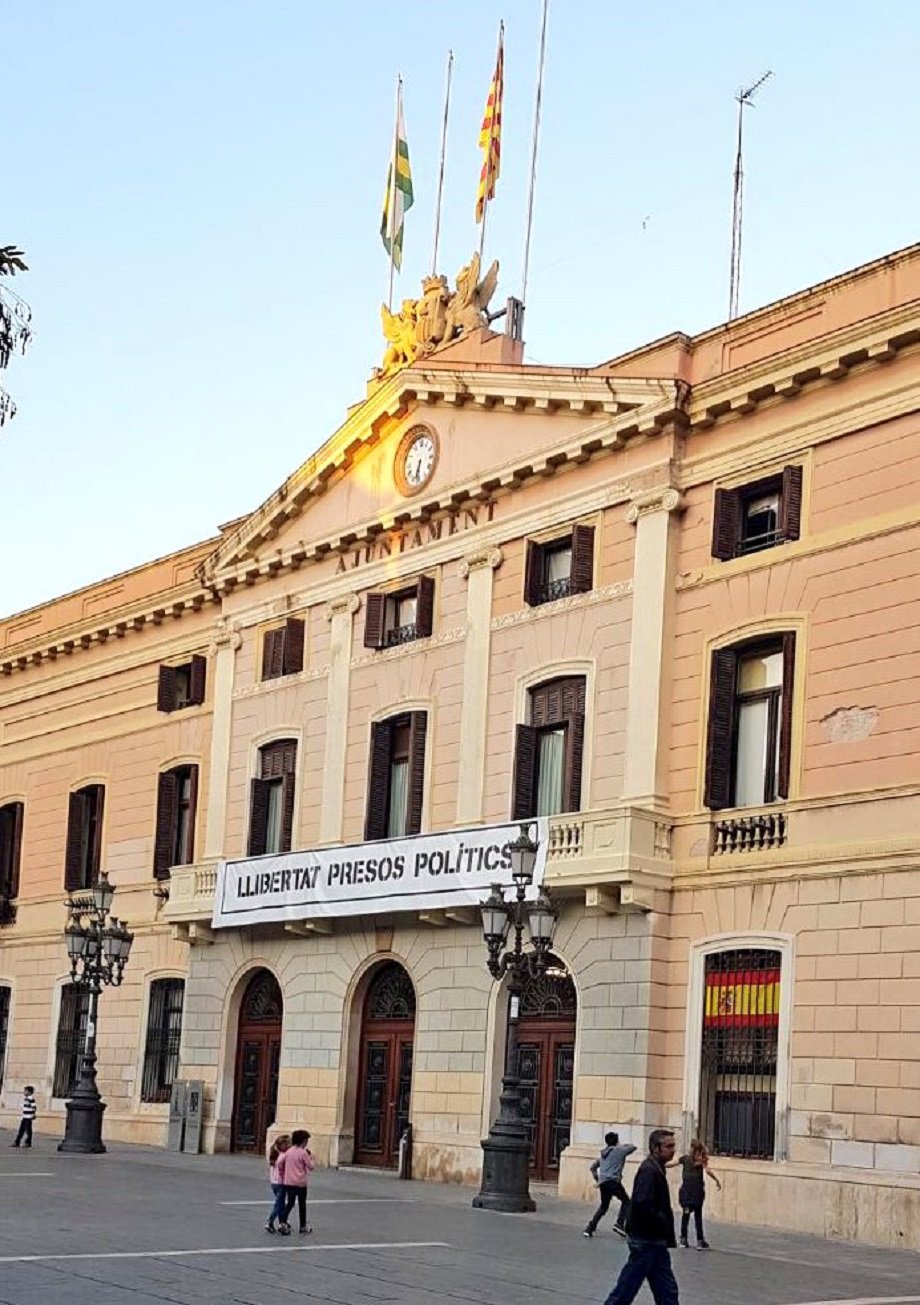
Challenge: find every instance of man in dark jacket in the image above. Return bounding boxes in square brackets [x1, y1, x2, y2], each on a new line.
[601, 1129, 679, 1305]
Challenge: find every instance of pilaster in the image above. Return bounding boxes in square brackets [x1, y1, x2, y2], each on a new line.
[320, 593, 361, 843]
[455, 548, 503, 825]
[203, 619, 241, 857]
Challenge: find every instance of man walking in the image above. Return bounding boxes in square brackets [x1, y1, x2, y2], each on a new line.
[584, 1131, 636, 1238]
[602, 1128, 679, 1305]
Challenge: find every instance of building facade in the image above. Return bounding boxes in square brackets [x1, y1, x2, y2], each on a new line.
[2, 245, 920, 1247]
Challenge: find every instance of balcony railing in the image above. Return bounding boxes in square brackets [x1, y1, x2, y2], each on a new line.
[712, 812, 787, 855]
[384, 622, 418, 647]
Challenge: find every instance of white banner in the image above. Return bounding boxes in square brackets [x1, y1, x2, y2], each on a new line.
[211, 820, 549, 929]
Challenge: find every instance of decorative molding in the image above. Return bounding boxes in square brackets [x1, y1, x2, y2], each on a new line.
[349, 625, 466, 668]
[458, 546, 504, 579]
[324, 592, 361, 622]
[232, 663, 330, 700]
[491, 581, 632, 630]
[207, 618, 242, 657]
[625, 486, 684, 524]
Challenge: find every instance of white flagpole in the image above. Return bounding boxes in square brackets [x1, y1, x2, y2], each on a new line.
[521, 0, 549, 308]
[387, 75, 402, 313]
[431, 51, 454, 276]
[478, 21, 503, 264]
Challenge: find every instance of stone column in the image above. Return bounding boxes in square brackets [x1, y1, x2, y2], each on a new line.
[621, 487, 683, 806]
[319, 593, 360, 843]
[455, 547, 503, 826]
[203, 619, 242, 857]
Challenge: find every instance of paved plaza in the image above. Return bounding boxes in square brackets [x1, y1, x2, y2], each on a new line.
[0, 1134, 917, 1305]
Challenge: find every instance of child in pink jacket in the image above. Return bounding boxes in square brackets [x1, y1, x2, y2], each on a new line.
[277, 1129, 315, 1235]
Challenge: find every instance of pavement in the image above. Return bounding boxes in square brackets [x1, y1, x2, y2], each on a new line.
[0, 1132, 917, 1304]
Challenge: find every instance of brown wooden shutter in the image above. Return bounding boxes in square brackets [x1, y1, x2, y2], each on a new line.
[704, 648, 738, 810]
[157, 664, 177, 713]
[364, 593, 387, 649]
[282, 617, 305, 676]
[280, 769, 297, 853]
[7, 802, 23, 899]
[415, 576, 435, 638]
[153, 770, 179, 879]
[64, 791, 86, 891]
[405, 712, 428, 835]
[512, 724, 539, 820]
[188, 655, 207, 705]
[777, 633, 797, 799]
[711, 488, 741, 561]
[89, 785, 105, 886]
[185, 764, 199, 863]
[262, 628, 283, 681]
[248, 778, 271, 855]
[365, 720, 393, 839]
[570, 525, 595, 594]
[780, 466, 803, 542]
[564, 713, 586, 812]
[523, 541, 543, 606]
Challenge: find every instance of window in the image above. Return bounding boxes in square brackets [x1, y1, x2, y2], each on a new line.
[141, 978, 185, 1103]
[261, 618, 305, 682]
[248, 740, 297, 856]
[704, 635, 795, 811]
[64, 784, 105, 892]
[365, 713, 427, 840]
[711, 466, 803, 561]
[153, 765, 199, 879]
[0, 986, 9, 1092]
[0, 802, 23, 915]
[699, 948, 781, 1159]
[364, 576, 434, 650]
[512, 677, 586, 819]
[157, 655, 206, 712]
[53, 983, 90, 1098]
[524, 525, 594, 606]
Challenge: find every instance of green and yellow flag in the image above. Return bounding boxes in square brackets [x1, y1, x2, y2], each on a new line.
[381, 86, 414, 271]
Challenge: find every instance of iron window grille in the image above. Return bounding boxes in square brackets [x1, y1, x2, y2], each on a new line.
[53, 983, 91, 1098]
[141, 978, 185, 1103]
[711, 466, 803, 562]
[0, 986, 9, 1092]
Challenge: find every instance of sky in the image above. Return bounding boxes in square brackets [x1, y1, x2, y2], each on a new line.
[3, 0, 920, 617]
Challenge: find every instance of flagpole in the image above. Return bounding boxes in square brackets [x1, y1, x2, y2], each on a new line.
[387, 75, 402, 312]
[431, 51, 453, 276]
[521, 0, 549, 308]
[478, 21, 503, 264]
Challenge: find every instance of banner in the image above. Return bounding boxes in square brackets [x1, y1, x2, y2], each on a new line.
[211, 820, 548, 929]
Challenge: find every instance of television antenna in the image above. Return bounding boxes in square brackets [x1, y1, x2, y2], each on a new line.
[728, 70, 772, 321]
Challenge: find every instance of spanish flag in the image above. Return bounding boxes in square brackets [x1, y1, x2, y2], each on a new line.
[704, 969, 780, 1026]
[475, 26, 504, 223]
[381, 84, 414, 271]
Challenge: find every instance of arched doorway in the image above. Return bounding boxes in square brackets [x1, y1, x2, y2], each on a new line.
[515, 958, 577, 1180]
[354, 961, 415, 1167]
[232, 969, 283, 1154]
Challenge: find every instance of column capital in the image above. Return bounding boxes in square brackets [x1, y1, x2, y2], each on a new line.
[324, 592, 361, 622]
[458, 546, 504, 580]
[625, 486, 684, 525]
[208, 618, 242, 656]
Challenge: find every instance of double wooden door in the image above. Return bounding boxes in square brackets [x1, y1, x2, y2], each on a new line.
[355, 962, 416, 1167]
[232, 970, 283, 1154]
[516, 1024, 576, 1179]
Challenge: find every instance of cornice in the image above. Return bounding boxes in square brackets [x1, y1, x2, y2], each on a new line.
[490, 581, 633, 630]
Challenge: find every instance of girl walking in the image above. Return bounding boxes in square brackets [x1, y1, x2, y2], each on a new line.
[265, 1134, 290, 1234]
[677, 1138, 721, 1249]
[277, 1129, 315, 1236]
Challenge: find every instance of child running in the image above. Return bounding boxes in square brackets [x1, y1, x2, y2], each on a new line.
[277, 1128, 315, 1236]
[264, 1133, 290, 1234]
[677, 1138, 722, 1249]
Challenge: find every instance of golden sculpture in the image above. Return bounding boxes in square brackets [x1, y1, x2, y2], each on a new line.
[378, 255, 501, 376]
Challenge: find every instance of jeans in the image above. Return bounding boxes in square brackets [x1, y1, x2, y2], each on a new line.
[585, 1179, 629, 1233]
[12, 1120, 33, 1147]
[602, 1239, 680, 1305]
[282, 1185, 308, 1230]
[268, 1182, 285, 1225]
[680, 1204, 705, 1244]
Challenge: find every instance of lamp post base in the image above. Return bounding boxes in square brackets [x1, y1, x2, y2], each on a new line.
[58, 1059, 107, 1154]
[472, 1132, 536, 1213]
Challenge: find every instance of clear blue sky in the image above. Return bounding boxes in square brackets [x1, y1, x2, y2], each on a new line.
[3, 1, 919, 617]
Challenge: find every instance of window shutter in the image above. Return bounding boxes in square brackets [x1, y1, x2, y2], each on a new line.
[185, 764, 199, 864]
[415, 576, 435, 638]
[364, 593, 387, 649]
[280, 771, 296, 853]
[570, 525, 595, 594]
[188, 655, 207, 705]
[157, 664, 177, 713]
[777, 633, 797, 799]
[523, 541, 543, 606]
[779, 466, 803, 542]
[64, 791, 86, 891]
[364, 720, 393, 840]
[89, 785, 105, 886]
[704, 648, 738, 810]
[248, 778, 271, 856]
[153, 770, 179, 879]
[262, 628, 283, 681]
[282, 618, 305, 676]
[405, 712, 428, 835]
[7, 802, 23, 899]
[564, 713, 586, 812]
[512, 724, 539, 820]
[711, 488, 741, 561]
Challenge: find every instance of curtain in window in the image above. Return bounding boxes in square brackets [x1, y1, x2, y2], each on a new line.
[735, 699, 770, 807]
[388, 758, 409, 836]
[536, 729, 565, 817]
[265, 783, 283, 854]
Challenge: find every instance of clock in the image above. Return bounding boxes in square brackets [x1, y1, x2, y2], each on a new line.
[395, 425, 439, 496]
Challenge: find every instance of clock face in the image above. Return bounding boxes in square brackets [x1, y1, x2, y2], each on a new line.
[396, 426, 439, 495]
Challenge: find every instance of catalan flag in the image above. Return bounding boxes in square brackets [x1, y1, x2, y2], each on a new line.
[381, 84, 414, 271]
[475, 27, 504, 223]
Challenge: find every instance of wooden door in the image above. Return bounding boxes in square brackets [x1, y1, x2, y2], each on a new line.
[355, 963, 416, 1167]
[515, 962, 577, 1181]
[232, 970, 283, 1154]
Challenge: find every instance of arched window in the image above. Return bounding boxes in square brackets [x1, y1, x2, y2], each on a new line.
[248, 741, 297, 856]
[53, 983, 91, 1098]
[366, 962, 417, 1021]
[365, 714, 427, 840]
[513, 677, 586, 819]
[141, 978, 185, 1103]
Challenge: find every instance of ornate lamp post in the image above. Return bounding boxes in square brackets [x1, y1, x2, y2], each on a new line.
[59, 872, 133, 1154]
[473, 823, 558, 1213]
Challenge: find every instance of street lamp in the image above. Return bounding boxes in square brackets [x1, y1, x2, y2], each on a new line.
[472, 823, 558, 1213]
[58, 872, 134, 1154]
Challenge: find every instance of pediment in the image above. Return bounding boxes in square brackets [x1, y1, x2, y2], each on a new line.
[202, 362, 682, 589]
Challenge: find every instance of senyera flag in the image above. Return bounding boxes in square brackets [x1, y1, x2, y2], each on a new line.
[476, 27, 504, 223]
[381, 85, 414, 271]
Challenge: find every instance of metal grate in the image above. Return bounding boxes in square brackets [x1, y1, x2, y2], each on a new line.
[53, 984, 90, 1098]
[0, 987, 9, 1092]
[141, 978, 185, 1103]
[699, 948, 780, 1160]
[534, 576, 573, 606]
[384, 623, 418, 648]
